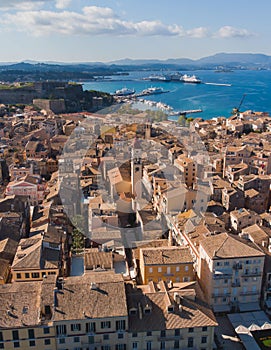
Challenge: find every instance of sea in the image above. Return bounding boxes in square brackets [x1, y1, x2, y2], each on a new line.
[82, 69, 271, 120]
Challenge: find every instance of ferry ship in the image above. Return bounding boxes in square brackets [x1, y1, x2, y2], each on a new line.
[114, 87, 135, 96]
[180, 74, 201, 84]
[142, 87, 165, 94]
[148, 74, 171, 82]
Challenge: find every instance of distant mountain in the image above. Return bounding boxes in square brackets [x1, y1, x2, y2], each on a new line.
[0, 53, 270, 82]
[197, 53, 271, 65]
[108, 53, 271, 67]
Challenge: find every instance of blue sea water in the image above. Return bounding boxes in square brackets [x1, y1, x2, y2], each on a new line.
[82, 70, 271, 120]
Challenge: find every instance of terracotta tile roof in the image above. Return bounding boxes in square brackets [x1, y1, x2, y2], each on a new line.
[0, 281, 42, 328]
[200, 232, 265, 259]
[126, 281, 217, 332]
[141, 246, 193, 265]
[84, 249, 113, 270]
[52, 272, 127, 321]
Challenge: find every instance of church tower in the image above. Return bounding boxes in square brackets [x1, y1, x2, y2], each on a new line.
[145, 123, 151, 139]
[131, 138, 142, 200]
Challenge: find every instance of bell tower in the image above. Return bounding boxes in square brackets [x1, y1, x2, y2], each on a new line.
[131, 138, 142, 200]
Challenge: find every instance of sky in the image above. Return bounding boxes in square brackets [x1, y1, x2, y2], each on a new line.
[0, 0, 270, 62]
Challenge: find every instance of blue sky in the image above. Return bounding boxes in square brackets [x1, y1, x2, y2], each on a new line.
[0, 0, 270, 62]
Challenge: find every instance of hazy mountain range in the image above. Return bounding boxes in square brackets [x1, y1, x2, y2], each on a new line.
[1, 53, 271, 68]
[0, 53, 270, 82]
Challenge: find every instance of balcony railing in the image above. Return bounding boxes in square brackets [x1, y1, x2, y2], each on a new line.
[240, 290, 259, 296]
[232, 282, 241, 287]
[158, 335, 184, 341]
[213, 273, 232, 280]
[242, 272, 261, 277]
[212, 292, 231, 298]
[233, 263, 243, 270]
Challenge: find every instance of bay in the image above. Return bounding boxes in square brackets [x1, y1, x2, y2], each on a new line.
[82, 69, 271, 120]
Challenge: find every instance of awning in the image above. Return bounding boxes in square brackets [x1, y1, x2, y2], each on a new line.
[238, 302, 260, 312]
[213, 304, 231, 313]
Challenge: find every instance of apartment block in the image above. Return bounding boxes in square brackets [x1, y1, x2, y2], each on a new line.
[139, 246, 195, 284]
[199, 232, 265, 313]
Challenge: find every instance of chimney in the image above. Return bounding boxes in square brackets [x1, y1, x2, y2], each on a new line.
[53, 287, 58, 310]
[138, 303, 143, 320]
[90, 282, 98, 290]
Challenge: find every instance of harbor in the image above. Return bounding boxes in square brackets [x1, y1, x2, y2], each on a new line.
[83, 69, 271, 119]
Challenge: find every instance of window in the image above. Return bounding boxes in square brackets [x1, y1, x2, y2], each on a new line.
[74, 337, 80, 343]
[176, 266, 180, 272]
[118, 333, 124, 339]
[224, 279, 228, 284]
[188, 327, 194, 333]
[71, 323, 81, 332]
[188, 337, 194, 348]
[149, 268, 153, 273]
[44, 339, 51, 345]
[0, 333, 2, 342]
[25, 273, 30, 278]
[28, 329, 35, 339]
[86, 322, 96, 333]
[16, 273, 21, 279]
[31, 272, 40, 278]
[185, 265, 189, 271]
[103, 334, 109, 340]
[146, 342, 152, 350]
[202, 326, 207, 332]
[175, 329, 180, 336]
[56, 325, 67, 336]
[29, 340, 36, 347]
[102, 346, 111, 350]
[132, 333, 137, 338]
[147, 331, 152, 336]
[174, 340, 179, 349]
[202, 336, 207, 343]
[101, 321, 111, 329]
[132, 343, 138, 349]
[158, 267, 162, 272]
[14, 342, 20, 348]
[167, 305, 174, 313]
[0, 344, 3, 349]
[115, 345, 126, 350]
[58, 338, 65, 344]
[43, 327, 50, 334]
[116, 320, 126, 331]
[88, 336, 94, 344]
[160, 330, 166, 337]
[160, 341, 165, 350]
[12, 331, 19, 340]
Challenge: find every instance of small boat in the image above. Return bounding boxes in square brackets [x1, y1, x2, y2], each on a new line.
[148, 74, 171, 82]
[142, 86, 165, 94]
[180, 74, 201, 84]
[114, 87, 135, 96]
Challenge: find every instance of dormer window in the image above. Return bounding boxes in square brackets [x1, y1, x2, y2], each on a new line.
[129, 308, 137, 315]
[167, 305, 174, 313]
[144, 305, 151, 314]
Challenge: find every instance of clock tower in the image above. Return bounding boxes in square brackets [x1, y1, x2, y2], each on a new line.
[131, 138, 142, 200]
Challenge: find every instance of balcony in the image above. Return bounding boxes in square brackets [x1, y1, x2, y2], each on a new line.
[232, 282, 241, 287]
[212, 292, 231, 298]
[233, 263, 243, 270]
[213, 271, 233, 280]
[240, 290, 259, 296]
[158, 335, 184, 341]
[242, 272, 261, 277]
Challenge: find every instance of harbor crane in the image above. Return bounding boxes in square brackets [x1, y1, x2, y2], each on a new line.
[232, 93, 246, 115]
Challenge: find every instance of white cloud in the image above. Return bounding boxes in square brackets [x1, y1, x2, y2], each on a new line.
[186, 27, 209, 38]
[0, 0, 47, 10]
[55, 0, 72, 9]
[1, 5, 253, 41]
[217, 26, 254, 38]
